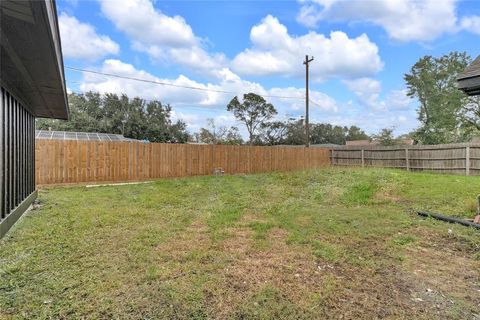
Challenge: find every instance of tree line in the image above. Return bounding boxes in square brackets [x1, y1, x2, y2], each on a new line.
[38, 51, 480, 146]
[38, 91, 372, 145]
[36, 92, 190, 143]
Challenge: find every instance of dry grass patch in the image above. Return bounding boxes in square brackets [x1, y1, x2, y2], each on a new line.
[1, 168, 479, 319]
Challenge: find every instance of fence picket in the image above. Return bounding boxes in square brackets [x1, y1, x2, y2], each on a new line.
[35, 141, 331, 185]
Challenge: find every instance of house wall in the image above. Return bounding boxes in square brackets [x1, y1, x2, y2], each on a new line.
[1, 86, 37, 238]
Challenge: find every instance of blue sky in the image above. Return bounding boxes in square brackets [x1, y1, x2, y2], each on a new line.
[58, 0, 480, 137]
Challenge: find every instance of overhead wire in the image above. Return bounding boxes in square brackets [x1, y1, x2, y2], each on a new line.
[65, 66, 309, 100]
[65, 66, 328, 116]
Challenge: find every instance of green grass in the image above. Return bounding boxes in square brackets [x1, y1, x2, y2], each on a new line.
[1, 167, 479, 319]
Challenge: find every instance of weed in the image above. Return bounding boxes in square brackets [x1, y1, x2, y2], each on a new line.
[1, 168, 479, 319]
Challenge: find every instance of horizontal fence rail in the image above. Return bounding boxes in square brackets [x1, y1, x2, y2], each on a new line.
[35, 140, 331, 185]
[332, 143, 480, 176]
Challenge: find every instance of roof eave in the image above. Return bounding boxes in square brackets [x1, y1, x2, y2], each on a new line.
[0, 0, 69, 119]
[458, 75, 480, 96]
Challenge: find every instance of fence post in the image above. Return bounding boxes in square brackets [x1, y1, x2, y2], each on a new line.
[330, 149, 334, 166]
[405, 148, 410, 171]
[466, 146, 470, 176]
[361, 149, 365, 167]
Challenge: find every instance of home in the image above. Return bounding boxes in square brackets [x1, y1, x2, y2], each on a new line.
[0, 0, 68, 237]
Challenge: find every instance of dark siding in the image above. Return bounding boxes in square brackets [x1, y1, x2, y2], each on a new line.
[1, 86, 35, 221]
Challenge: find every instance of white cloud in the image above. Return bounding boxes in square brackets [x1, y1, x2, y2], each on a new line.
[80, 59, 223, 106]
[80, 59, 338, 120]
[231, 15, 383, 80]
[100, 0, 196, 48]
[99, 0, 225, 76]
[99, 2, 383, 81]
[59, 13, 119, 60]
[297, 0, 458, 42]
[460, 16, 480, 35]
[343, 78, 412, 111]
[343, 78, 382, 109]
[385, 89, 412, 110]
[76, 59, 419, 136]
[322, 111, 418, 135]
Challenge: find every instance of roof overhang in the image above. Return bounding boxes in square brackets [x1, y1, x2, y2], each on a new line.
[0, 0, 68, 119]
[458, 55, 480, 96]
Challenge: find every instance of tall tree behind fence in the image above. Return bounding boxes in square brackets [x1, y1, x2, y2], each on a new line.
[35, 140, 331, 185]
[331, 143, 480, 176]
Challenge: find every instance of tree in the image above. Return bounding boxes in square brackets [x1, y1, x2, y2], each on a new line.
[259, 121, 288, 145]
[36, 92, 190, 143]
[196, 118, 243, 145]
[404, 52, 472, 144]
[345, 126, 369, 141]
[227, 93, 277, 145]
[458, 96, 480, 141]
[198, 118, 227, 144]
[283, 120, 306, 145]
[372, 128, 395, 146]
[224, 127, 244, 145]
[310, 124, 352, 145]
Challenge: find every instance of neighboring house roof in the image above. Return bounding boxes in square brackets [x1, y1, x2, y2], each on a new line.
[397, 138, 415, 145]
[35, 130, 139, 142]
[273, 144, 339, 148]
[1, 0, 68, 119]
[458, 55, 480, 96]
[311, 144, 341, 148]
[346, 139, 414, 146]
[345, 140, 379, 146]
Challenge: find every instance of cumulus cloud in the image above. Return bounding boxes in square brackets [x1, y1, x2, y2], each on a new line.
[343, 78, 382, 109]
[297, 0, 458, 42]
[100, 0, 195, 48]
[321, 110, 418, 135]
[99, 0, 225, 76]
[79, 59, 337, 112]
[460, 16, 480, 35]
[59, 13, 119, 60]
[99, 2, 383, 81]
[76, 59, 417, 135]
[343, 78, 412, 111]
[78, 59, 339, 133]
[231, 15, 383, 80]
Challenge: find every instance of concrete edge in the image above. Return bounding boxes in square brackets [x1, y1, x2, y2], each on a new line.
[0, 190, 38, 238]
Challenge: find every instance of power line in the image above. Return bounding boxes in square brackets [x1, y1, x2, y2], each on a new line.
[65, 86, 226, 112]
[65, 66, 306, 100]
[67, 79, 325, 113]
[308, 99, 322, 108]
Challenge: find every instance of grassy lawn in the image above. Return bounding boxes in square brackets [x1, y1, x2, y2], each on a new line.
[1, 167, 479, 319]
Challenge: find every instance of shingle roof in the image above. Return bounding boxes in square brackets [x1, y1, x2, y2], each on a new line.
[458, 55, 480, 96]
[458, 55, 480, 80]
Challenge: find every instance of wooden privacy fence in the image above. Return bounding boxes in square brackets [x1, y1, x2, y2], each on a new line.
[35, 140, 331, 185]
[332, 143, 480, 176]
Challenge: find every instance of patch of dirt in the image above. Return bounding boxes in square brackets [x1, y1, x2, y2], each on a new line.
[155, 220, 210, 262]
[239, 214, 269, 225]
[210, 227, 331, 317]
[207, 224, 479, 319]
[372, 189, 405, 204]
[154, 219, 479, 319]
[217, 226, 254, 256]
[402, 229, 480, 318]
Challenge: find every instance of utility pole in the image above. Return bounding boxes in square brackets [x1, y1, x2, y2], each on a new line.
[303, 55, 314, 147]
